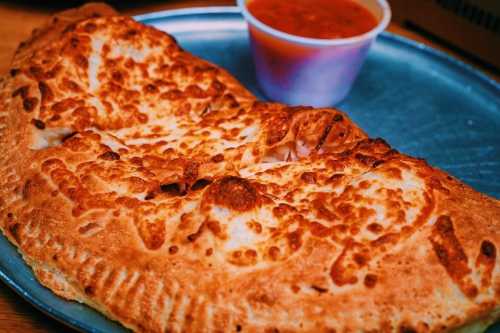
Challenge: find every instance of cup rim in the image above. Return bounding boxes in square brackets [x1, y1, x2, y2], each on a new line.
[237, 0, 392, 47]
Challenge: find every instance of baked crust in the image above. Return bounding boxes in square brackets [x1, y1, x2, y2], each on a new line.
[0, 4, 499, 333]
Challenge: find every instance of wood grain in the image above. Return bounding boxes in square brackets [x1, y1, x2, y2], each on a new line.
[0, 1, 496, 332]
[0, 283, 72, 332]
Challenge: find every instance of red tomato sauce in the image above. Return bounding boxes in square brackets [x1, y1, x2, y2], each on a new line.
[247, 0, 378, 39]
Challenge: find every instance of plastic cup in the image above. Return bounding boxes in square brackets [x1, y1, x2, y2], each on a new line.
[237, 0, 391, 107]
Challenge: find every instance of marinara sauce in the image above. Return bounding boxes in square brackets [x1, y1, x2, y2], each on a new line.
[247, 0, 378, 39]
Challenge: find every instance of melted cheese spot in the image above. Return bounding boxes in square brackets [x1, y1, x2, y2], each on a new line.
[30, 127, 73, 150]
[89, 38, 104, 92]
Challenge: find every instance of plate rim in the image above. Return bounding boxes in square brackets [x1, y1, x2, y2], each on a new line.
[0, 6, 498, 333]
[0, 263, 96, 333]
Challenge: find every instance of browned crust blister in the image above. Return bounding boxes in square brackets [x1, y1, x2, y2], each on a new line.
[0, 3, 499, 333]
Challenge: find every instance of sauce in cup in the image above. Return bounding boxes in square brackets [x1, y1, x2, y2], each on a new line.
[238, 0, 391, 107]
[247, 0, 378, 39]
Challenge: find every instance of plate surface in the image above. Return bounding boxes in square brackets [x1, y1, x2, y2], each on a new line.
[0, 7, 499, 333]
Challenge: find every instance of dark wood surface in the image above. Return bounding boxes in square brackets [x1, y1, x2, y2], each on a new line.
[0, 1, 496, 332]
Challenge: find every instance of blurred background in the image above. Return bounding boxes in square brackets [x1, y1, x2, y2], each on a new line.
[391, 0, 499, 72]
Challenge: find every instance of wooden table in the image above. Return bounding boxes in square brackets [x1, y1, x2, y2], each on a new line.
[0, 1, 496, 332]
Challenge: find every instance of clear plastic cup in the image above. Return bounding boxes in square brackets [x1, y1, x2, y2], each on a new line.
[237, 0, 391, 107]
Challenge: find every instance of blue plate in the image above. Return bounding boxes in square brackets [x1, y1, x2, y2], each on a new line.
[0, 7, 498, 333]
